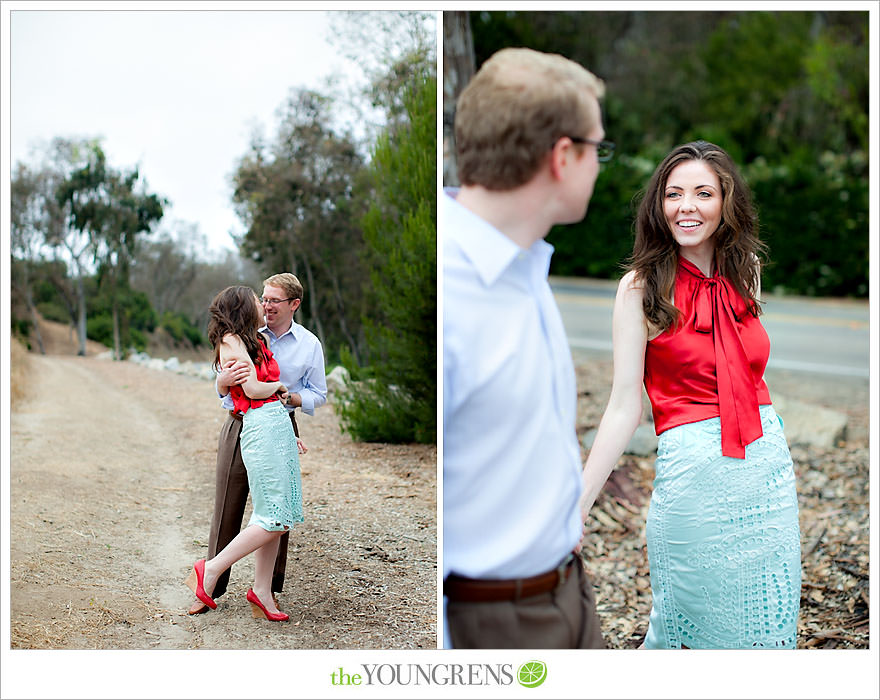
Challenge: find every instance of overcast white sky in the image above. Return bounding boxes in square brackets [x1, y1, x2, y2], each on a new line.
[6, 7, 372, 254]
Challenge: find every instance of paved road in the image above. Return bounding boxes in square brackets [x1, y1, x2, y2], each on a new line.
[552, 276, 870, 379]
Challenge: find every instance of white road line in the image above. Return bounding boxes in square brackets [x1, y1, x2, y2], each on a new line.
[765, 358, 869, 378]
[568, 338, 869, 378]
[568, 337, 614, 352]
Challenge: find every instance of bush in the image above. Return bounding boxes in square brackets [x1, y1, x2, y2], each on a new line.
[338, 70, 436, 444]
[86, 313, 114, 349]
[12, 317, 33, 341]
[36, 300, 71, 324]
[160, 311, 205, 347]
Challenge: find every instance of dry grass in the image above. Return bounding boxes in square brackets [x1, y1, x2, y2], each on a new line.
[10, 336, 31, 407]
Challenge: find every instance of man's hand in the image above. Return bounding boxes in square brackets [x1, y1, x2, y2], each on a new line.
[573, 520, 587, 554]
[218, 359, 249, 393]
[276, 384, 289, 403]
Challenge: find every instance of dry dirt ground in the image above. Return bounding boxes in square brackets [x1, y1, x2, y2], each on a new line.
[9, 321, 436, 650]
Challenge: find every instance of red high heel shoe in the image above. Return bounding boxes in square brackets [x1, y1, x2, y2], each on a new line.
[247, 588, 289, 621]
[184, 559, 217, 610]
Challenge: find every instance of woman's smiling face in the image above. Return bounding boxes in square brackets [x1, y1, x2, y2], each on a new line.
[663, 159, 723, 259]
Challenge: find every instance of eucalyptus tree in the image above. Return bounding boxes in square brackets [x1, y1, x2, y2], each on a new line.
[232, 87, 369, 362]
[10, 163, 52, 353]
[56, 142, 165, 358]
[16, 138, 96, 355]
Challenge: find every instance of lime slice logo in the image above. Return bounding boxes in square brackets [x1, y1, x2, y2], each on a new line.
[517, 660, 547, 688]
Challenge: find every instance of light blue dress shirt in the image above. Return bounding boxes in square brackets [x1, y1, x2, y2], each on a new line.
[442, 189, 583, 646]
[220, 320, 327, 415]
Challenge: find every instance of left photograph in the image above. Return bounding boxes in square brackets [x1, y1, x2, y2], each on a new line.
[7, 9, 437, 650]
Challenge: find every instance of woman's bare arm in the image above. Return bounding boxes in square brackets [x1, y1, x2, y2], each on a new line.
[219, 334, 282, 400]
[579, 271, 650, 520]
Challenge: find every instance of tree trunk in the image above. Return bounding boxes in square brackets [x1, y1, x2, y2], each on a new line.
[25, 285, 46, 355]
[76, 274, 87, 356]
[328, 264, 361, 366]
[301, 253, 326, 350]
[112, 298, 122, 360]
[443, 11, 476, 187]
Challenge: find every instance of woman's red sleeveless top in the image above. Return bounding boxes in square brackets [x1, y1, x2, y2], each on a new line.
[643, 257, 771, 458]
[230, 338, 281, 415]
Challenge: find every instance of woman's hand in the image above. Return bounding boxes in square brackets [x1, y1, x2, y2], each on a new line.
[276, 384, 289, 403]
[296, 438, 308, 455]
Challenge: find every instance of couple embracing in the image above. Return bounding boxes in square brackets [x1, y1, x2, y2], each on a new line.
[184, 273, 326, 622]
[443, 48, 801, 649]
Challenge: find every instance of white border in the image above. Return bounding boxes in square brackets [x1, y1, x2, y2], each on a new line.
[3, 3, 878, 700]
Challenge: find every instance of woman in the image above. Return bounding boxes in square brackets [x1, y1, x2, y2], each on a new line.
[185, 285, 303, 622]
[581, 141, 801, 649]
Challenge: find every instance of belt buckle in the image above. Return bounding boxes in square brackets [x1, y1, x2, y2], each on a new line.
[554, 554, 574, 593]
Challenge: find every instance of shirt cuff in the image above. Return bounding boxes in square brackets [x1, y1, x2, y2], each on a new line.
[299, 392, 315, 415]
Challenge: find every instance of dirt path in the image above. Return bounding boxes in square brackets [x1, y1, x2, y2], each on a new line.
[10, 353, 436, 649]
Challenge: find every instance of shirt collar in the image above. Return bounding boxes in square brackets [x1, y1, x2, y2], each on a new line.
[444, 188, 553, 287]
[260, 320, 298, 340]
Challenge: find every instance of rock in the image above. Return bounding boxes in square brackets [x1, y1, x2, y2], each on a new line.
[147, 358, 166, 372]
[96, 351, 114, 361]
[164, 356, 180, 372]
[325, 365, 351, 396]
[582, 423, 658, 456]
[198, 364, 217, 381]
[773, 394, 848, 449]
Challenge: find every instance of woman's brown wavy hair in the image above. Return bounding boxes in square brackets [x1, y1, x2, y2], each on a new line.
[629, 140, 767, 333]
[207, 286, 265, 371]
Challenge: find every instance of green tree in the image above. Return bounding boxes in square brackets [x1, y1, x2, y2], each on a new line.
[328, 10, 436, 143]
[465, 10, 869, 297]
[10, 162, 53, 353]
[56, 142, 165, 358]
[337, 71, 437, 444]
[232, 88, 370, 363]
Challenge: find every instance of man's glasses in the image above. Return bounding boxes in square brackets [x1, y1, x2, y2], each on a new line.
[260, 297, 294, 306]
[567, 137, 615, 162]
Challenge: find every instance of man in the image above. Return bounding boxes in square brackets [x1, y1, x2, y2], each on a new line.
[189, 272, 327, 614]
[443, 47, 611, 648]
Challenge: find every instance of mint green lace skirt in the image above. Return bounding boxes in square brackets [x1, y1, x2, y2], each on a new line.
[645, 404, 801, 649]
[240, 401, 303, 531]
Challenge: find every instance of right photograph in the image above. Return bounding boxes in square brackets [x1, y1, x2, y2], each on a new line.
[441, 10, 869, 650]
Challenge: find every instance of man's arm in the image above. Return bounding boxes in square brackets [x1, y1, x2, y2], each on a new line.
[215, 359, 249, 398]
[287, 341, 328, 414]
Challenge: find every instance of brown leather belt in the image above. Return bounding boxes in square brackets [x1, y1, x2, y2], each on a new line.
[229, 410, 243, 421]
[444, 555, 576, 603]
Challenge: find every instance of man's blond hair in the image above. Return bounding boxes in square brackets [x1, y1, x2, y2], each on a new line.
[455, 47, 605, 190]
[263, 273, 303, 302]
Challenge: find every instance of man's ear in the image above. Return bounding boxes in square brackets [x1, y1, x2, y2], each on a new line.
[290, 298, 302, 314]
[548, 137, 574, 181]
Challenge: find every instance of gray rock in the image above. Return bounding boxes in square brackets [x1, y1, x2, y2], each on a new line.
[164, 356, 180, 372]
[772, 394, 848, 449]
[325, 365, 351, 397]
[582, 423, 658, 457]
[147, 358, 166, 371]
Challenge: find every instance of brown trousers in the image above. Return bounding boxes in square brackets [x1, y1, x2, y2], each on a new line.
[446, 558, 606, 649]
[207, 411, 298, 598]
